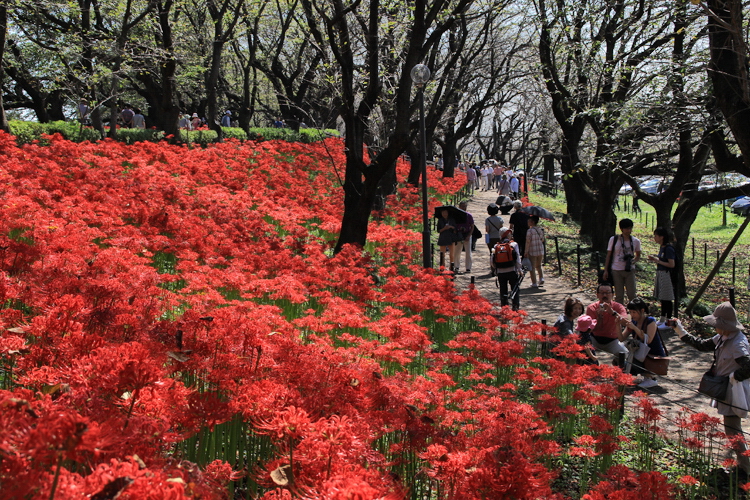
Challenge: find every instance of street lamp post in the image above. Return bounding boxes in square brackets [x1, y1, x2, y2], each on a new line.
[411, 64, 431, 269]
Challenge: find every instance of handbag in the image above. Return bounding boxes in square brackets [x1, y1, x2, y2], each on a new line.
[697, 338, 728, 400]
[699, 371, 729, 401]
[644, 355, 670, 376]
[633, 339, 650, 362]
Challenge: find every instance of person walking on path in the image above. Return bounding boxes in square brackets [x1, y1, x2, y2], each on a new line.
[647, 227, 677, 326]
[509, 200, 529, 257]
[465, 166, 477, 193]
[586, 283, 629, 362]
[484, 163, 494, 191]
[485, 204, 504, 253]
[454, 200, 474, 273]
[673, 302, 750, 475]
[509, 172, 520, 199]
[603, 218, 641, 304]
[525, 215, 545, 287]
[493, 226, 522, 310]
[436, 208, 458, 270]
[498, 174, 512, 197]
[493, 162, 503, 189]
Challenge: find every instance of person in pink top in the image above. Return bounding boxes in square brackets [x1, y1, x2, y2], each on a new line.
[493, 163, 503, 189]
[585, 283, 629, 361]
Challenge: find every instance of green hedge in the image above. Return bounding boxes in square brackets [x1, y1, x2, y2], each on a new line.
[9, 120, 101, 144]
[247, 127, 337, 143]
[116, 128, 165, 144]
[8, 120, 339, 146]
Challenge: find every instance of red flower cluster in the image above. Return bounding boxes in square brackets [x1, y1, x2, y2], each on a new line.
[0, 133, 662, 498]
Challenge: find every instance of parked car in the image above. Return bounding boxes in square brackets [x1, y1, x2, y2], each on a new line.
[639, 178, 664, 194]
[731, 196, 750, 215]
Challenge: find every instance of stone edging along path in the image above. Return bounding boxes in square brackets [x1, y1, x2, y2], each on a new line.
[449, 184, 729, 456]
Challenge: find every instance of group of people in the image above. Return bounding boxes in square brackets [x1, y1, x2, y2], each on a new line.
[556, 282, 750, 474]
[119, 105, 146, 129]
[179, 113, 206, 130]
[463, 159, 521, 196]
[601, 218, 678, 329]
[435, 199, 546, 310]
[76, 101, 146, 129]
[447, 194, 750, 474]
[486, 201, 546, 309]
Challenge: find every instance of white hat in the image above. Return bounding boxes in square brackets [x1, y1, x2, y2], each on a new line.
[225, 110, 232, 115]
[192, 113, 198, 118]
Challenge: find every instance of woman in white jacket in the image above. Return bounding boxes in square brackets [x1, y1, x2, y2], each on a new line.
[675, 302, 750, 474]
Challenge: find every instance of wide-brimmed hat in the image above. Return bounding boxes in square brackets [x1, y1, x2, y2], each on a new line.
[704, 302, 744, 330]
[576, 315, 597, 332]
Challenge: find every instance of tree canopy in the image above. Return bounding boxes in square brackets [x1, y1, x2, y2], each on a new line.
[1, 0, 749, 254]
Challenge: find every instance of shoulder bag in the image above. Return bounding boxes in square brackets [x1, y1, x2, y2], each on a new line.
[697, 339, 728, 400]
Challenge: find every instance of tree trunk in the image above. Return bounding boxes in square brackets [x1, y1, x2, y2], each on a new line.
[206, 37, 224, 141]
[0, 4, 7, 133]
[706, 0, 750, 166]
[442, 133, 457, 178]
[157, 0, 180, 141]
[406, 142, 420, 186]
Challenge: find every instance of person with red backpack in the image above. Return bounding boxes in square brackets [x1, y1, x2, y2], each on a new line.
[492, 227, 522, 310]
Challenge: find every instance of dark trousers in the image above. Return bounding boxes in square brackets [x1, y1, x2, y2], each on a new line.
[497, 270, 519, 310]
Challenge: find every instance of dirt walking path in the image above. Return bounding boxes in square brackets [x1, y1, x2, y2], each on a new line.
[449, 184, 728, 455]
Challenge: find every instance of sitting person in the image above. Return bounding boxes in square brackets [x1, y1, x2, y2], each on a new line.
[585, 282, 629, 363]
[574, 315, 600, 365]
[554, 297, 584, 337]
[619, 297, 666, 389]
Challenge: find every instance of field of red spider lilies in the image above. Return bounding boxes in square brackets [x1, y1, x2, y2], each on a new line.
[0, 132, 736, 499]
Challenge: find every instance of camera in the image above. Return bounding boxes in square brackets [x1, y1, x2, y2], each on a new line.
[666, 319, 677, 327]
[623, 253, 634, 272]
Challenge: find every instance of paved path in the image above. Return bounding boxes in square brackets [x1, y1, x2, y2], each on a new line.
[448, 186, 729, 457]
[451, 186, 589, 326]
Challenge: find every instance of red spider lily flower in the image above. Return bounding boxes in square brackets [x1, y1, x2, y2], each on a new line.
[678, 474, 699, 486]
[256, 406, 313, 441]
[583, 465, 675, 499]
[634, 394, 662, 426]
[682, 437, 704, 450]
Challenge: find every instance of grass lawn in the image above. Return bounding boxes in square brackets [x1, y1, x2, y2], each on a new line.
[525, 186, 750, 324]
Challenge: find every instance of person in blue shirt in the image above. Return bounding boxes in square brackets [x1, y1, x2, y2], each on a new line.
[221, 110, 232, 127]
[619, 297, 666, 389]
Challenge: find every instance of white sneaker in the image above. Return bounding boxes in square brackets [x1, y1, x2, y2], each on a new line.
[637, 378, 659, 389]
[530, 283, 538, 288]
[656, 321, 672, 331]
